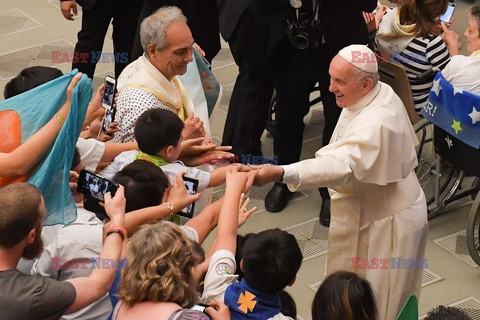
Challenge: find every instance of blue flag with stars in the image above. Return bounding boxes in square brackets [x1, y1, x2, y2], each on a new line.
[422, 72, 480, 149]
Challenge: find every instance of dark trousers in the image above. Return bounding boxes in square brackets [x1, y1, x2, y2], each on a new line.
[221, 4, 276, 158]
[72, 0, 144, 79]
[272, 38, 317, 165]
[222, 7, 341, 204]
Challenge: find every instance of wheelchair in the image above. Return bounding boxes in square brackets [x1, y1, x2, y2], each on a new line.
[416, 74, 480, 265]
[378, 58, 480, 265]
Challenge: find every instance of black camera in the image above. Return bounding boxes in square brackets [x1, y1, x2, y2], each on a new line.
[287, 18, 320, 49]
[287, 2, 321, 50]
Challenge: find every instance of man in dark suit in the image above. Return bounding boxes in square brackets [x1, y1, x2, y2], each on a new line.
[59, 0, 144, 79]
[218, 0, 293, 160]
[218, 0, 377, 223]
[130, 0, 221, 63]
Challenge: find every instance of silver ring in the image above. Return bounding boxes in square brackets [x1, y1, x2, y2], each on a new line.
[243, 207, 248, 212]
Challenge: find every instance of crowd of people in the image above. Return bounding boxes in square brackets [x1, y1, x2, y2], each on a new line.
[1, 0, 479, 319]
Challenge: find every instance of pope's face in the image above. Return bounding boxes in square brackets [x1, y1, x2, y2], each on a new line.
[328, 55, 369, 108]
[149, 21, 194, 80]
[465, 16, 480, 53]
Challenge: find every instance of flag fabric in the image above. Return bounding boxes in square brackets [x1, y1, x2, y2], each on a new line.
[0, 69, 92, 225]
[224, 279, 281, 320]
[194, 49, 222, 118]
[178, 49, 222, 121]
[422, 72, 480, 149]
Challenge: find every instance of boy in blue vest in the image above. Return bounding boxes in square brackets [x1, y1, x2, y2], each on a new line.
[200, 170, 303, 319]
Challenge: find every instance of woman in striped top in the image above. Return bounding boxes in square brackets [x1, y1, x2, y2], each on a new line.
[376, 0, 457, 113]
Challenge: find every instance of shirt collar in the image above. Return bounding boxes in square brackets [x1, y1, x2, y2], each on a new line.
[347, 82, 381, 113]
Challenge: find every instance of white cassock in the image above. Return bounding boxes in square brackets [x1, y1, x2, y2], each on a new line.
[283, 82, 428, 320]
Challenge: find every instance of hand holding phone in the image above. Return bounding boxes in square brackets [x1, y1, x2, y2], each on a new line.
[102, 76, 116, 110]
[77, 169, 119, 220]
[176, 176, 199, 218]
[439, 2, 455, 23]
[192, 304, 209, 313]
[102, 107, 116, 135]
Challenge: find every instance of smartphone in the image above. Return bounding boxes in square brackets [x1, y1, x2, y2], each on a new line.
[101, 76, 116, 110]
[177, 176, 199, 218]
[191, 303, 209, 314]
[439, 2, 455, 23]
[102, 107, 116, 135]
[77, 169, 119, 220]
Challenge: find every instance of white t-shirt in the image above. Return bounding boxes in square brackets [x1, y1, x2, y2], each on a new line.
[442, 51, 480, 95]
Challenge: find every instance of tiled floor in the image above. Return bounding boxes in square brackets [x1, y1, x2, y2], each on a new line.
[2, 1, 480, 319]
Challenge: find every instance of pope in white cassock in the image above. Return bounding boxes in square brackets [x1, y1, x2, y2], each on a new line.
[254, 44, 428, 320]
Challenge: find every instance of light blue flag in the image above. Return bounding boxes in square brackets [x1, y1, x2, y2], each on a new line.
[179, 49, 222, 119]
[422, 72, 480, 149]
[0, 69, 92, 225]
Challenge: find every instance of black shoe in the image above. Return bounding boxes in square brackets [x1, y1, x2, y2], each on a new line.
[265, 182, 292, 212]
[319, 199, 331, 227]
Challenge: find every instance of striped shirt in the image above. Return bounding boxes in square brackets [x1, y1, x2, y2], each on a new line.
[392, 35, 450, 112]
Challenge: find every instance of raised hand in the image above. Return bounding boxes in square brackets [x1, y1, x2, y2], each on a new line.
[104, 185, 126, 227]
[165, 172, 202, 212]
[238, 193, 256, 227]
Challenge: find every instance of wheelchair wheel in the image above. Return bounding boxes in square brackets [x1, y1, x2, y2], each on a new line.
[414, 118, 456, 219]
[467, 192, 480, 266]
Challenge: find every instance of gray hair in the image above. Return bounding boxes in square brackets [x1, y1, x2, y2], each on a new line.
[471, 5, 480, 37]
[353, 67, 379, 86]
[140, 6, 187, 52]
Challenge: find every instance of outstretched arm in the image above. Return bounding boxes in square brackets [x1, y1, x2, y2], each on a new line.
[208, 164, 252, 188]
[0, 73, 82, 177]
[103, 172, 201, 236]
[65, 185, 126, 314]
[210, 170, 256, 254]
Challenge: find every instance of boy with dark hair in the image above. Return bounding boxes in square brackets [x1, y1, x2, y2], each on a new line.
[200, 169, 302, 319]
[425, 306, 472, 320]
[240, 229, 302, 295]
[101, 108, 248, 199]
[112, 160, 169, 213]
[133, 108, 184, 158]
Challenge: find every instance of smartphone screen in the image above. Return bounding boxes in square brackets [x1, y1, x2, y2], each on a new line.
[191, 304, 208, 313]
[77, 169, 118, 202]
[102, 107, 116, 135]
[439, 3, 455, 23]
[177, 176, 198, 218]
[102, 76, 116, 110]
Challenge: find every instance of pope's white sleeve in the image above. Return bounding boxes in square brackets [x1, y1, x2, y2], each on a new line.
[283, 155, 353, 192]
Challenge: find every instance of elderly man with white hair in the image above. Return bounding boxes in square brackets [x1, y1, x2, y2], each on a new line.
[254, 44, 428, 320]
[111, 6, 232, 168]
[112, 6, 202, 144]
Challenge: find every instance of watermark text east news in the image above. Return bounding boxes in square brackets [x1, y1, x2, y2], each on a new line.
[51, 51, 128, 64]
[351, 257, 428, 270]
[51, 257, 127, 270]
